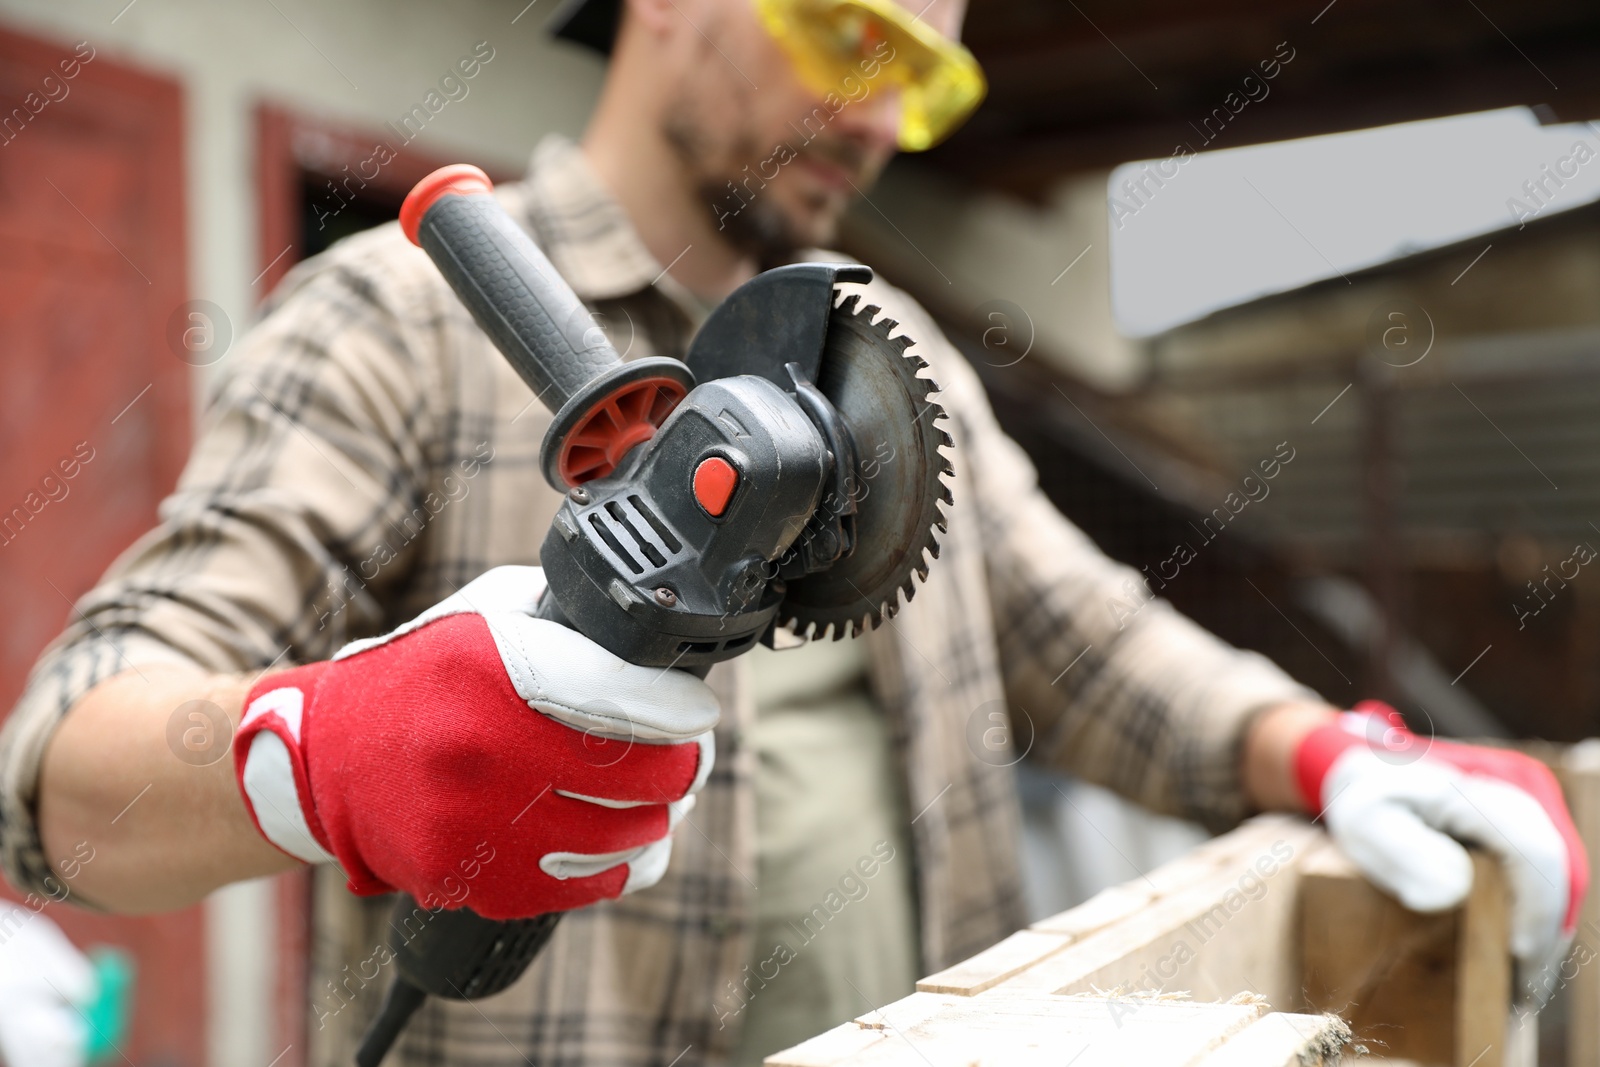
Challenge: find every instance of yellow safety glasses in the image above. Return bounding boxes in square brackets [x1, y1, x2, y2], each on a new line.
[755, 0, 986, 152]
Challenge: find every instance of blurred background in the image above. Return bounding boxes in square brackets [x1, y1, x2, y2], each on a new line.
[2, 0, 1599, 1063]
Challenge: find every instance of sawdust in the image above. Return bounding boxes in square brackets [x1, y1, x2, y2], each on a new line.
[1302, 1012, 1353, 1065]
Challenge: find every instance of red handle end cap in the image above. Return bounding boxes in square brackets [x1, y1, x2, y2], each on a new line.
[400, 164, 494, 246]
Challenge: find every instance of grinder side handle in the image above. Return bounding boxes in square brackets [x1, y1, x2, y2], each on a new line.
[400, 165, 617, 413]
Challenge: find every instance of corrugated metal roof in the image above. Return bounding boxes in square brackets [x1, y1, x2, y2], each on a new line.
[1143, 337, 1600, 561]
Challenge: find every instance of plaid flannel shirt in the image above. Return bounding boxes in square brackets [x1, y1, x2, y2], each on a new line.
[0, 136, 1316, 1066]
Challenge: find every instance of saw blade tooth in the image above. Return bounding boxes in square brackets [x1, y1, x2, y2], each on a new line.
[938, 429, 954, 449]
[861, 304, 883, 323]
[896, 336, 916, 353]
[838, 292, 862, 316]
[877, 315, 900, 334]
[908, 353, 929, 370]
[939, 484, 954, 505]
[902, 577, 917, 602]
[928, 537, 942, 560]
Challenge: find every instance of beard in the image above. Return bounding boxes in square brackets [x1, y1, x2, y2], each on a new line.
[663, 86, 875, 267]
[694, 171, 808, 267]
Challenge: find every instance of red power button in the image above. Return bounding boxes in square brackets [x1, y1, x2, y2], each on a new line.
[693, 456, 738, 517]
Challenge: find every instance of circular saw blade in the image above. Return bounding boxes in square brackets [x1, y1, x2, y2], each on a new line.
[775, 292, 954, 640]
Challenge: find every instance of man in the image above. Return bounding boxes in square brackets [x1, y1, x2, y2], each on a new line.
[0, 0, 1584, 1064]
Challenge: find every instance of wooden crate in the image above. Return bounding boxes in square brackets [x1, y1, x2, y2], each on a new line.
[767, 817, 1350, 1066]
[769, 738, 1600, 1067]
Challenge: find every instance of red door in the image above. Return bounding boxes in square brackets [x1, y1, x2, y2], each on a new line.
[0, 22, 203, 1067]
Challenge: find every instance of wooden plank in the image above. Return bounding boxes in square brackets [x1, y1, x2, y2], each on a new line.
[1558, 740, 1600, 1067]
[765, 994, 962, 1066]
[996, 821, 1324, 1007]
[1027, 815, 1309, 938]
[918, 929, 1073, 995]
[1189, 1011, 1351, 1067]
[1023, 814, 1316, 949]
[1300, 845, 1457, 1062]
[764, 1024, 887, 1067]
[1028, 882, 1155, 938]
[767, 993, 1272, 1066]
[767, 992, 1351, 1067]
[847, 992, 958, 1033]
[776, 804, 1528, 1066]
[1299, 843, 1511, 1066]
[1457, 852, 1512, 1067]
[1505, 1016, 1538, 1067]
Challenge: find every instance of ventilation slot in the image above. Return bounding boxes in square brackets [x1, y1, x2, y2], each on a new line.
[677, 640, 719, 654]
[606, 501, 667, 567]
[629, 494, 683, 552]
[589, 513, 642, 574]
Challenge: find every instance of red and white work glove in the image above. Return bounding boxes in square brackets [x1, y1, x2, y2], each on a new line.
[1296, 701, 1588, 1003]
[232, 566, 718, 918]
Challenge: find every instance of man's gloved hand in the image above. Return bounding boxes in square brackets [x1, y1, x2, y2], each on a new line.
[1296, 701, 1588, 1003]
[232, 566, 718, 920]
[0, 907, 95, 1067]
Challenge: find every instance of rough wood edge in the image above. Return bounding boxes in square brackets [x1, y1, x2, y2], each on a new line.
[1191, 1011, 1352, 1067]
